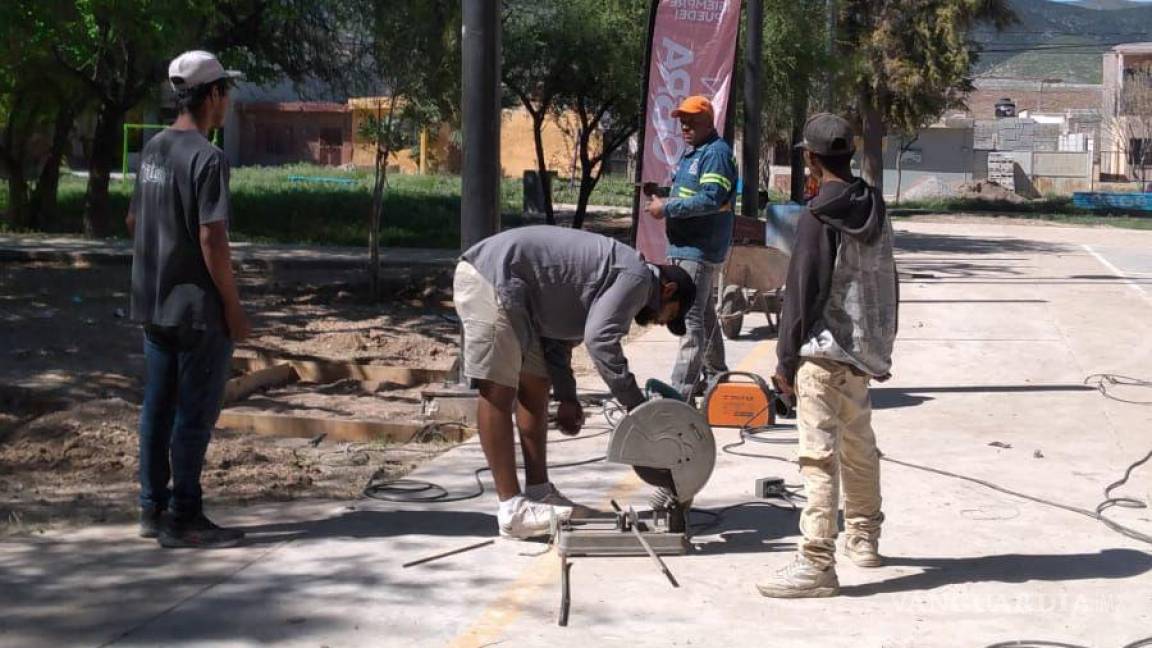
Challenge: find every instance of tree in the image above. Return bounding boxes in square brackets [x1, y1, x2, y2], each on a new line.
[0, 0, 84, 231]
[760, 0, 829, 202]
[558, 0, 647, 230]
[840, 0, 1015, 194]
[893, 132, 919, 203]
[48, 0, 324, 237]
[1108, 71, 1152, 189]
[316, 0, 458, 297]
[50, 1, 200, 237]
[502, 1, 583, 225]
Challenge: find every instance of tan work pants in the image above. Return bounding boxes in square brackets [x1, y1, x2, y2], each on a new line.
[796, 358, 884, 569]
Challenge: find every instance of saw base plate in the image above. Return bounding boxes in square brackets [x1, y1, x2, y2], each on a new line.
[557, 522, 689, 557]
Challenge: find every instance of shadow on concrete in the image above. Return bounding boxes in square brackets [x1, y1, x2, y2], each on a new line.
[841, 549, 1152, 597]
[0, 510, 505, 646]
[872, 384, 1096, 410]
[899, 259, 1029, 279]
[239, 508, 497, 545]
[742, 325, 779, 341]
[692, 502, 799, 555]
[895, 231, 1070, 256]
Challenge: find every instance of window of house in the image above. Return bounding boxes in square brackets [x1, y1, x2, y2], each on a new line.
[1130, 138, 1151, 167]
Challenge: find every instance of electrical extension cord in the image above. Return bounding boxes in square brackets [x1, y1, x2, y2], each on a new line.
[717, 377, 1152, 547]
[360, 399, 624, 504]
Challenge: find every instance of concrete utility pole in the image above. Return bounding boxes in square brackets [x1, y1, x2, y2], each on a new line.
[742, 0, 763, 218]
[461, 0, 502, 252]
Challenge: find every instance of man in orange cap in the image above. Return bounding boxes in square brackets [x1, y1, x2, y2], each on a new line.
[646, 95, 737, 401]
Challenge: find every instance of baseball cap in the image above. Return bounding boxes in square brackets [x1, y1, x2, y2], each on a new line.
[659, 264, 696, 337]
[796, 112, 856, 156]
[168, 51, 243, 93]
[671, 96, 715, 122]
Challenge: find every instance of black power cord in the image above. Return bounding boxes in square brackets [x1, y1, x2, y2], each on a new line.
[713, 379, 1152, 547]
[360, 398, 624, 503]
[879, 454, 1152, 546]
[984, 636, 1152, 648]
[1084, 374, 1152, 406]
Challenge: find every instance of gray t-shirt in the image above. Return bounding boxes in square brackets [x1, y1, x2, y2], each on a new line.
[129, 129, 231, 331]
[460, 226, 660, 408]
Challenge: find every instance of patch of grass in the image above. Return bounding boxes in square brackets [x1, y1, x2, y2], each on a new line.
[1, 167, 533, 248]
[552, 176, 636, 208]
[893, 196, 1079, 214]
[1, 166, 640, 246]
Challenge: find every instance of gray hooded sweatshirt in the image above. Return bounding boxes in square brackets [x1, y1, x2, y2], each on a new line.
[776, 178, 899, 383]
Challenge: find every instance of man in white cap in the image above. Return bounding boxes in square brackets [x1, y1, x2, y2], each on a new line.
[126, 50, 247, 548]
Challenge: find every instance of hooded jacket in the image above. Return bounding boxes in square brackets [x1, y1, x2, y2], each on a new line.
[775, 178, 899, 384]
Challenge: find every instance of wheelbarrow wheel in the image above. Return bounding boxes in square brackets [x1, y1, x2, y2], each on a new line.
[719, 285, 746, 340]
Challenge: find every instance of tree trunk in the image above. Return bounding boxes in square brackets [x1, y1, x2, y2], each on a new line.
[572, 169, 597, 230]
[83, 103, 123, 238]
[531, 112, 556, 225]
[31, 107, 76, 232]
[1, 94, 31, 229]
[894, 139, 904, 204]
[572, 113, 608, 231]
[859, 89, 886, 195]
[4, 168, 30, 230]
[894, 134, 919, 204]
[369, 147, 385, 301]
[789, 93, 808, 203]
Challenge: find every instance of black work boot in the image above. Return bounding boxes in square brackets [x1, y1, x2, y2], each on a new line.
[139, 505, 165, 539]
[158, 512, 246, 549]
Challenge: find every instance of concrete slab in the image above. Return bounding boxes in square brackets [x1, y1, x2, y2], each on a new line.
[3, 220, 1152, 648]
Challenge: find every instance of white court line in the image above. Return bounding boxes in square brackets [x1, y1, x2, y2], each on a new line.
[1081, 244, 1152, 306]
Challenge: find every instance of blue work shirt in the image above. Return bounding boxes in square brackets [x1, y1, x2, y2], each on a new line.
[664, 132, 737, 264]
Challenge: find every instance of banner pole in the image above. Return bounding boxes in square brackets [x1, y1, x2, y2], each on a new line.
[629, 0, 661, 249]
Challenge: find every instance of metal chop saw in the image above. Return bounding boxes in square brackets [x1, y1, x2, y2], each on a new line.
[554, 381, 715, 625]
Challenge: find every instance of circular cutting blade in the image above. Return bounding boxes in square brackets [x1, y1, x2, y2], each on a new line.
[607, 399, 715, 502]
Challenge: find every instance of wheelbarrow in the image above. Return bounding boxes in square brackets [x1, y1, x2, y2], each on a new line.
[716, 204, 803, 339]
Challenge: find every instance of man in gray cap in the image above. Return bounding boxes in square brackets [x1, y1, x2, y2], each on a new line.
[757, 113, 898, 598]
[126, 50, 246, 548]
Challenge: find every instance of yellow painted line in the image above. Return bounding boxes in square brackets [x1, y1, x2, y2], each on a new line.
[445, 473, 644, 648]
[733, 336, 777, 373]
[445, 337, 776, 647]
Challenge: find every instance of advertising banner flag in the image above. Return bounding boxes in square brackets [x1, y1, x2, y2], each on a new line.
[635, 0, 741, 263]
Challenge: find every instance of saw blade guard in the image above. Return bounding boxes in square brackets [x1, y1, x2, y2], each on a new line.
[607, 399, 716, 503]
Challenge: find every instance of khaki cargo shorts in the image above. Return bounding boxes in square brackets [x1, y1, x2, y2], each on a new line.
[453, 261, 547, 388]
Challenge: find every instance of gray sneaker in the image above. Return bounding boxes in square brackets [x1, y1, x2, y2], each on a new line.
[843, 535, 883, 568]
[756, 555, 840, 598]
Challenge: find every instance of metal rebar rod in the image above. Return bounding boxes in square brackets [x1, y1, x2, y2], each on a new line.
[401, 539, 495, 568]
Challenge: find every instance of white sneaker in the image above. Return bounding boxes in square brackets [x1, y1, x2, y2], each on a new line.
[756, 555, 840, 599]
[525, 482, 598, 519]
[497, 495, 569, 540]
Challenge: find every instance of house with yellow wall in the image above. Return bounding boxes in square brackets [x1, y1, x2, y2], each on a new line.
[347, 96, 600, 178]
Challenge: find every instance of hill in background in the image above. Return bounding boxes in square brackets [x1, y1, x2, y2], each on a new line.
[972, 0, 1152, 84]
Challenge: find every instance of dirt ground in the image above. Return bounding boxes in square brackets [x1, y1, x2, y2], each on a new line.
[0, 398, 454, 535]
[0, 261, 459, 535]
[0, 238, 664, 536]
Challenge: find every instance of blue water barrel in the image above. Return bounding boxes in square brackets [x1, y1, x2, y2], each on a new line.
[766, 203, 805, 255]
